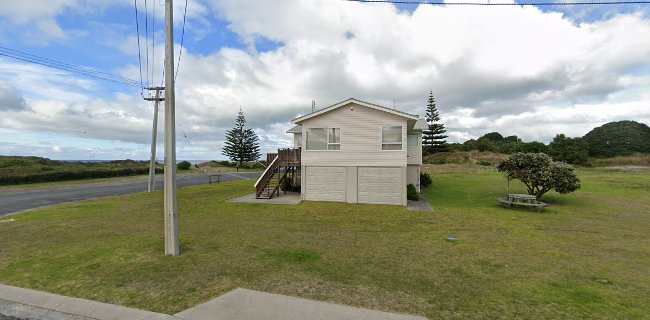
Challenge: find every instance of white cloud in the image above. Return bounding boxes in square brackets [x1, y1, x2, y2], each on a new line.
[2, 1, 650, 159]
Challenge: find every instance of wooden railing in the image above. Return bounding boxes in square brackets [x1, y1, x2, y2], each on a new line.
[255, 148, 301, 199]
[278, 148, 301, 166]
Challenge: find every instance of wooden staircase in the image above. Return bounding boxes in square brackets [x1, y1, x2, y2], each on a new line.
[255, 148, 301, 199]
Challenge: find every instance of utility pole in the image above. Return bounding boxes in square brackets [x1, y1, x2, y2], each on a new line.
[144, 86, 165, 193]
[164, 0, 179, 256]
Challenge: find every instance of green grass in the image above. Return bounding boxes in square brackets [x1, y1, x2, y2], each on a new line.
[1, 165, 649, 319]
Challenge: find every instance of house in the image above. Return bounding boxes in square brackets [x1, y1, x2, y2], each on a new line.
[254, 98, 427, 206]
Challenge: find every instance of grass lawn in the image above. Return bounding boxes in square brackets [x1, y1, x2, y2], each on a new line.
[1, 165, 648, 319]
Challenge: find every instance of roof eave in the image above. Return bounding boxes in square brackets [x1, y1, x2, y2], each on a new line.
[292, 98, 418, 124]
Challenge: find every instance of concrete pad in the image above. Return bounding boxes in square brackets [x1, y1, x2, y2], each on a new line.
[0, 284, 180, 320]
[174, 288, 426, 320]
[407, 197, 433, 212]
[226, 192, 301, 205]
[0, 298, 93, 320]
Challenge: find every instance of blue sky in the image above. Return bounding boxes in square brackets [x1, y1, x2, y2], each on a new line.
[1, 0, 650, 160]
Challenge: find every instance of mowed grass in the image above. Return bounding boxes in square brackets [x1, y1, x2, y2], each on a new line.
[1, 165, 649, 319]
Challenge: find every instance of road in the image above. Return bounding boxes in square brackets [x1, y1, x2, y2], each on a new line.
[0, 172, 261, 217]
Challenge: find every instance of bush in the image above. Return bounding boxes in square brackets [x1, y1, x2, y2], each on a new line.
[279, 177, 300, 192]
[420, 172, 432, 188]
[497, 152, 581, 199]
[407, 184, 419, 200]
[177, 161, 191, 170]
[280, 177, 292, 191]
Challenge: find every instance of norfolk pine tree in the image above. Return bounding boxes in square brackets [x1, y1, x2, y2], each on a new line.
[222, 109, 261, 166]
[422, 91, 448, 154]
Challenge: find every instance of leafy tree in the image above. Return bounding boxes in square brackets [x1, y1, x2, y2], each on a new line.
[521, 141, 548, 153]
[503, 135, 521, 143]
[422, 91, 448, 153]
[176, 161, 191, 170]
[497, 153, 581, 199]
[222, 109, 261, 166]
[478, 132, 505, 143]
[583, 120, 650, 157]
[548, 134, 588, 165]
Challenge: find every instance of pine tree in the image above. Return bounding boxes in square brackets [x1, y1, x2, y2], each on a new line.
[422, 91, 448, 154]
[222, 109, 261, 166]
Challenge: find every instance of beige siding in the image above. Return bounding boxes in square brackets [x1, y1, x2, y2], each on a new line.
[407, 132, 422, 165]
[300, 103, 407, 167]
[407, 165, 420, 193]
[345, 166, 358, 203]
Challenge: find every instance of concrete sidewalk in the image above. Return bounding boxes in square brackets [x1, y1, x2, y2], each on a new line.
[0, 284, 426, 320]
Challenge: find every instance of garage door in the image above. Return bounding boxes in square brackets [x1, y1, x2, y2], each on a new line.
[305, 167, 346, 202]
[358, 167, 402, 205]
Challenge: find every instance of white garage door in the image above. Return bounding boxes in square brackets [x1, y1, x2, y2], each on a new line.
[358, 167, 402, 205]
[305, 167, 346, 202]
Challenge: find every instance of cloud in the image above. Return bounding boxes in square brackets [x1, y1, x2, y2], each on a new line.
[51, 145, 63, 153]
[0, 81, 27, 111]
[2, 1, 650, 159]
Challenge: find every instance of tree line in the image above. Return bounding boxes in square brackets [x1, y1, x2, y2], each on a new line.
[421, 91, 650, 166]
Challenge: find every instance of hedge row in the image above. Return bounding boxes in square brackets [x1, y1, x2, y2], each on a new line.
[0, 167, 163, 185]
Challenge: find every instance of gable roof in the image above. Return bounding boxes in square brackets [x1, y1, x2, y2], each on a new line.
[286, 125, 302, 133]
[292, 98, 419, 124]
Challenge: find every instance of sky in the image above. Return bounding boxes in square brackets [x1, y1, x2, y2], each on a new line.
[1, 0, 650, 160]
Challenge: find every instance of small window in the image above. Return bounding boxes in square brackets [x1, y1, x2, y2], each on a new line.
[407, 134, 418, 147]
[328, 128, 340, 150]
[382, 126, 402, 150]
[307, 128, 340, 150]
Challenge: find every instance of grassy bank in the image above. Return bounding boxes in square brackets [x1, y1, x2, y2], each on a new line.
[424, 151, 650, 167]
[1, 165, 648, 319]
[0, 156, 163, 185]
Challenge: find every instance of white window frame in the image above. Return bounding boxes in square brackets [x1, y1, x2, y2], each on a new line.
[305, 127, 341, 151]
[381, 126, 403, 151]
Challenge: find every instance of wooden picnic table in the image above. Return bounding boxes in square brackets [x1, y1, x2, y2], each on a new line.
[497, 193, 548, 211]
[508, 193, 537, 204]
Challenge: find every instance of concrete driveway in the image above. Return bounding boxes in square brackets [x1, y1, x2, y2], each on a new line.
[0, 172, 261, 217]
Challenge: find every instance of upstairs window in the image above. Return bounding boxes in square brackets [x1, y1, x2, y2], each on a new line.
[306, 128, 340, 150]
[382, 126, 402, 150]
[407, 134, 419, 147]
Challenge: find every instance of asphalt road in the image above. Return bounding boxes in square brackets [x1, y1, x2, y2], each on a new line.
[0, 172, 261, 217]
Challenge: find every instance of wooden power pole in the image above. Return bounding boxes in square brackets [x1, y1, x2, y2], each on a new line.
[164, 0, 179, 256]
[144, 86, 164, 193]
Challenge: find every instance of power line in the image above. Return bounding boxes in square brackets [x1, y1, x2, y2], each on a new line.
[344, 0, 650, 5]
[134, 0, 145, 92]
[175, 0, 188, 81]
[0, 46, 140, 87]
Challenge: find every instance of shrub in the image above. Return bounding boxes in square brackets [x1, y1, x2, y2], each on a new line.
[420, 172, 432, 188]
[280, 177, 292, 191]
[177, 161, 191, 170]
[407, 184, 419, 200]
[497, 152, 581, 199]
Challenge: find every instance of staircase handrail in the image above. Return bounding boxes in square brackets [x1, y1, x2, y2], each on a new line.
[254, 155, 278, 188]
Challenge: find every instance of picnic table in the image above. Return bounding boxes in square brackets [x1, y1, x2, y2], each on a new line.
[209, 174, 221, 184]
[497, 193, 548, 211]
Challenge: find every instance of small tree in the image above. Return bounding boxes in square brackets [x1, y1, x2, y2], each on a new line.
[222, 109, 261, 166]
[422, 91, 448, 154]
[177, 161, 191, 170]
[548, 134, 588, 165]
[497, 153, 581, 199]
